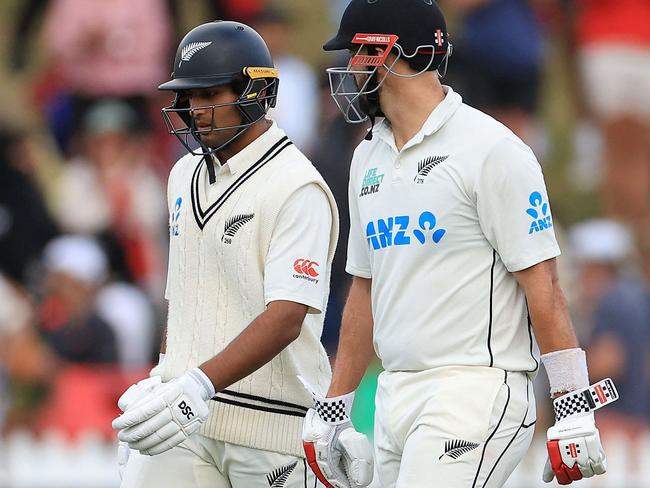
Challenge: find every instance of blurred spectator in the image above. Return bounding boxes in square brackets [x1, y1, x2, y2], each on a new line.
[251, 8, 320, 154]
[52, 100, 167, 296]
[586, 235, 650, 448]
[208, 0, 268, 23]
[0, 124, 59, 285]
[575, 0, 650, 228]
[96, 282, 156, 370]
[38, 235, 117, 364]
[568, 219, 633, 344]
[444, 0, 543, 143]
[10, 0, 173, 153]
[0, 273, 40, 432]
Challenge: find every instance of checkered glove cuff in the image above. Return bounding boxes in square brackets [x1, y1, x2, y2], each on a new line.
[553, 378, 619, 422]
[314, 392, 354, 425]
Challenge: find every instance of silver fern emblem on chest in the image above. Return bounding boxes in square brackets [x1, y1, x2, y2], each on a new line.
[439, 439, 480, 460]
[179, 41, 212, 66]
[415, 155, 449, 183]
[222, 213, 254, 243]
[266, 461, 297, 487]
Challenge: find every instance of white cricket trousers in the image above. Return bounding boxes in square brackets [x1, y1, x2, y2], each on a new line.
[374, 366, 536, 488]
[120, 434, 320, 488]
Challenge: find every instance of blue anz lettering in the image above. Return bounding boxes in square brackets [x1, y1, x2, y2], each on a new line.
[365, 212, 446, 251]
[394, 216, 410, 245]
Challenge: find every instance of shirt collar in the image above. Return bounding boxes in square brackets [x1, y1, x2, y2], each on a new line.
[375, 85, 463, 151]
[218, 121, 286, 176]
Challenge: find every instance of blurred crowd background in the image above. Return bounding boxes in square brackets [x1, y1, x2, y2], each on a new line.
[0, 0, 649, 486]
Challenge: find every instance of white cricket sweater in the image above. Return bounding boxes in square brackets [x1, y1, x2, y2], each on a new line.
[161, 125, 338, 457]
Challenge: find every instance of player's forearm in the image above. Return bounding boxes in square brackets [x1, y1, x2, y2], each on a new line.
[328, 277, 375, 397]
[514, 259, 578, 354]
[199, 300, 307, 391]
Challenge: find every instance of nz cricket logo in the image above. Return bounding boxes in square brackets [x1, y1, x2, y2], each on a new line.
[439, 439, 480, 460]
[222, 213, 254, 244]
[415, 155, 448, 183]
[179, 41, 212, 67]
[266, 461, 297, 487]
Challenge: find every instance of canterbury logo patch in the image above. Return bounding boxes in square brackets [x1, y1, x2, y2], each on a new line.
[222, 213, 254, 244]
[266, 461, 297, 487]
[293, 258, 319, 283]
[415, 155, 449, 183]
[179, 41, 212, 66]
[439, 439, 480, 460]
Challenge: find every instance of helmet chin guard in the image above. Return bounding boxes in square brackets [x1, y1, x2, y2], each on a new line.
[161, 68, 279, 156]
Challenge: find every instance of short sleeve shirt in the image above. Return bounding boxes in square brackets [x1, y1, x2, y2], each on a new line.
[264, 184, 332, 313]
[346, 86, 560, 372]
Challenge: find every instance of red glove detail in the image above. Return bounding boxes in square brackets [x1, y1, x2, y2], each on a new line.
[547, 440, 584, 485]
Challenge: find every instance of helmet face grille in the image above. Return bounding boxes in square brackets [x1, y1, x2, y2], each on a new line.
[161, 77, 279, 155]
[326, 36, 451, 124]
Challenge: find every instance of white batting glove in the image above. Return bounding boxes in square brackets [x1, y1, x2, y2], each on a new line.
[543, 378, 618, 485]
[300, 377, 373, 488]
[112, 368, 215, 456]
[116, 375, 162, 478]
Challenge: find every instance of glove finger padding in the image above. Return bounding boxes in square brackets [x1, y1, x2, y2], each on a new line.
[585, 434, 607, 476]
[337, 428, 374, 487]
[129, 421, 182, 452]
[542, 457, 555, 483]
[117, 441, 130, 480]
[118, 407, 175, 443]
[546, 439, 584, 484]
[142, 430, 188, 456]
[118, 376, 162, 412]
[546, 429, 606, 484]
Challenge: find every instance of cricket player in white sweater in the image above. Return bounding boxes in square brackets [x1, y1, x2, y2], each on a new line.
[301, 1, 619, 487]
[112, 21, 372, 487]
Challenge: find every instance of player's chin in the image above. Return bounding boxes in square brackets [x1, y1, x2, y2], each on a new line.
[201, 130, 236, 149]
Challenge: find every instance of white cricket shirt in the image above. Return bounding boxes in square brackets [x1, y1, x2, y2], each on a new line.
[346, 86, 560, 373]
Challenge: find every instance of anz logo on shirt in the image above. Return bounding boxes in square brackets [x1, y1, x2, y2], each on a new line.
[366, 211, 446, 250]
[526, 191, 553, 235]
[170, 197, 182, 237]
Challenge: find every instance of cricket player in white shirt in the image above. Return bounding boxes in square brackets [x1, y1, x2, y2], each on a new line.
[111, 21, 367, 487]
[301, 1, 619, 487]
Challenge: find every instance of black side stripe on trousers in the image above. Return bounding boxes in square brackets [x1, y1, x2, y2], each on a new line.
[472, 371, 510, 488]
[190, 136, 292, 230]
[483, 376, 532, 486]
[478, 375, 534, 487]
[212, 389, 308, 418]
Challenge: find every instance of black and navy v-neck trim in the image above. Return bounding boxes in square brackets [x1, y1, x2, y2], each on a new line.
[190, 136, 292, 230]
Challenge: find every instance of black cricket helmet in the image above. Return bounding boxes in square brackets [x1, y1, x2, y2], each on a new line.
[159, 21, 279, 154]
[324, 0, 452, 124]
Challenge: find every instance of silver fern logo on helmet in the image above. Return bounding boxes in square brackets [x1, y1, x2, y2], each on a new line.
[179, 41, 212, 67]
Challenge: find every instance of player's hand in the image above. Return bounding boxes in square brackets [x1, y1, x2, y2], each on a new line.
[300, 377, 373, 488]
[115, 375, 162, 476]
[112, 368, 215, 456]
[542, 379, 618, 485]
